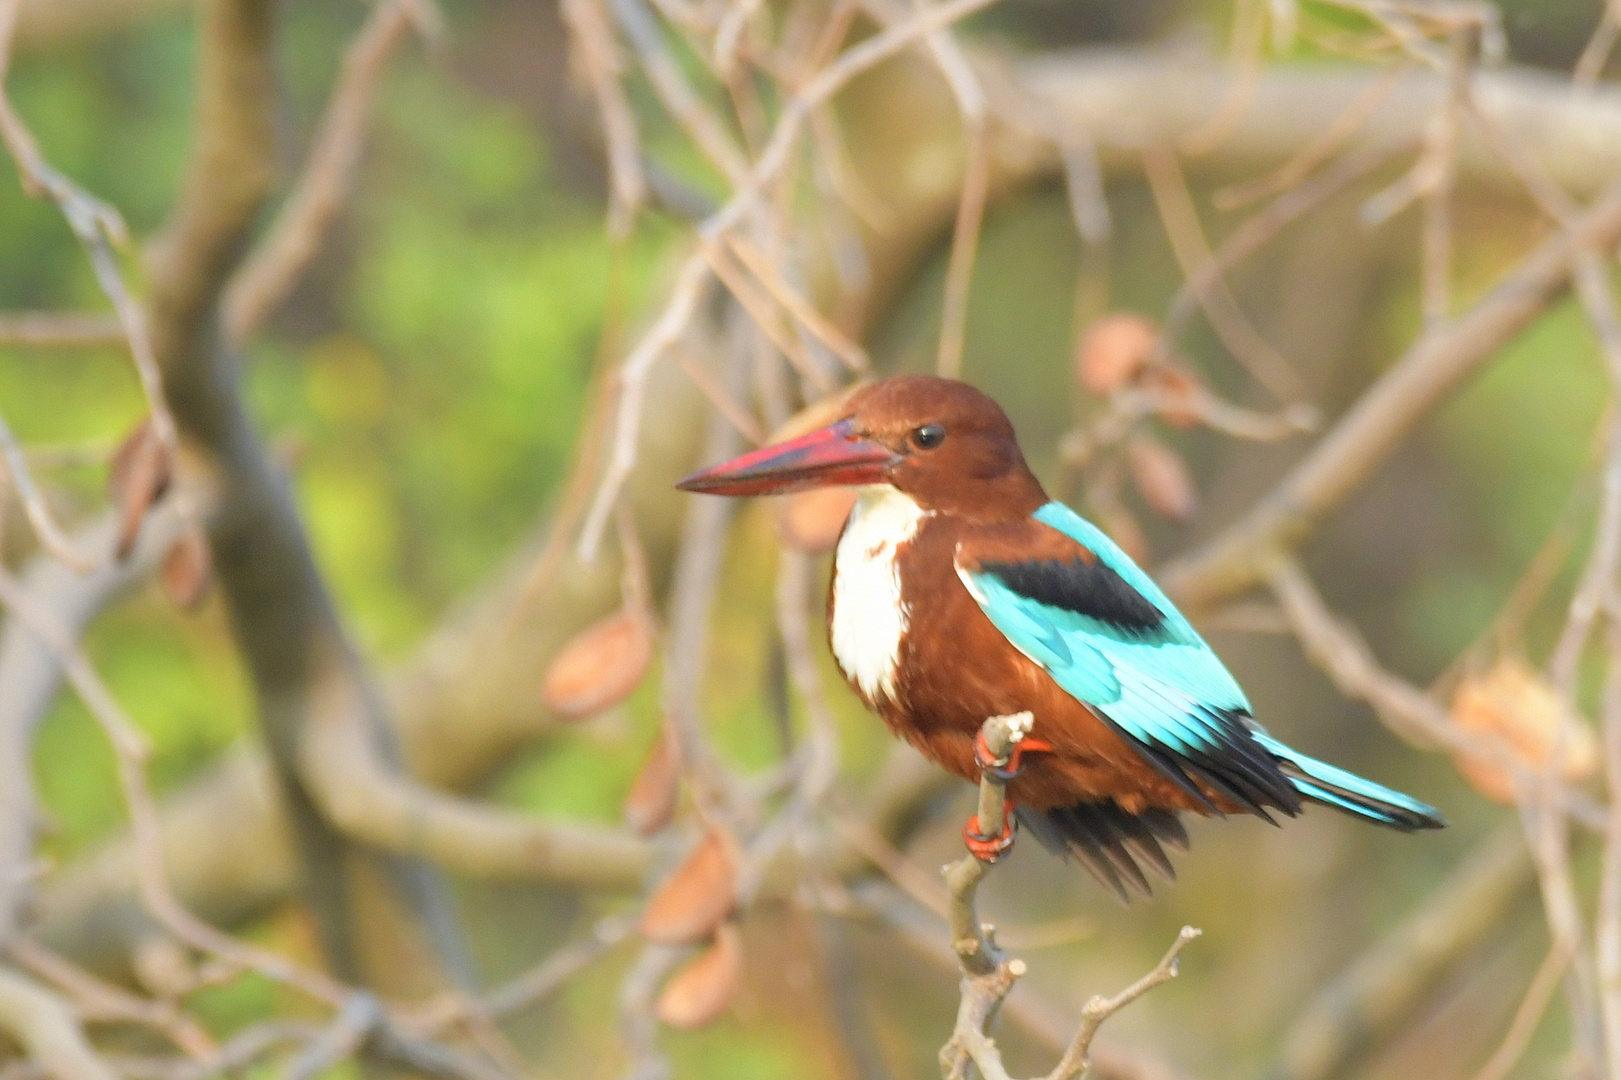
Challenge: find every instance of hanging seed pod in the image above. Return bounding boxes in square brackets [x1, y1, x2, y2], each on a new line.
[1139, 364, 1203, 428]
[656, 923, 743, 1030]
[1075, 313, 1159, 396]
[624, 729, 681, 837]
[1127, 435, 1198, 521]
[641, 828, 738, 945]
[780, 487, 857, 553]
[541, 607, 655, 720]
[161, 527, 213, 610]
[108, 419, 172, 559]
[1449, 659, 1599, 805]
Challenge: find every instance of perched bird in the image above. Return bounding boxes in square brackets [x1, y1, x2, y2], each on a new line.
[677, 376, 1443, 898]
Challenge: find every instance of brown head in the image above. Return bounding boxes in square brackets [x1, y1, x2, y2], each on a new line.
[676, 375, 1048, 520]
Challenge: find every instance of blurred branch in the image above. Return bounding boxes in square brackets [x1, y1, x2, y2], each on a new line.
[5, 939, 215, 1060]
[296, 671, 651, 888]
[1141, 146, 1304, 403]
[1163, 180, 1621, 611]
[222, 0, 437, 344]
[0, 967, 119, 1080]
[0, 502, 193, 946]
[1265, 553, 1606, 830]
[577, 0, 1007, 561]
[1268, 824, 1534, 1080]
[0, 314, 123, 348]
[0, 0, 181, 504]
[1007, 48, 1621, 199]
[10, 0, 183, 46]
[561, 0, 645, 240]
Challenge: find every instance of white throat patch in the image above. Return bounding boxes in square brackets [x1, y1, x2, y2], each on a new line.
[830, 486, 929, 703]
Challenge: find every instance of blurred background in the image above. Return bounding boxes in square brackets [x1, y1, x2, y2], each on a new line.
[1, 1, 1618, 1079]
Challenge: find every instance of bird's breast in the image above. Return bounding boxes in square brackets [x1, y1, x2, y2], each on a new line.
[829, 486, 930, 704]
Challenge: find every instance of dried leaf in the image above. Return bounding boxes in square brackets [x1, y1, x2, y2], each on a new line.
[779, 487, 857, 553]
[108, 419, 172, 559]
[1128, 436, 1198, 520]
[1075, 313, 1159, 395]
[1450, 659, 1599, 805]
[641, 829, 737, 945]
[161, 527, 212, 610]
[624, 729, 681, 837]
[541, 608, 655, 719]
[655, 923, 743, 1030]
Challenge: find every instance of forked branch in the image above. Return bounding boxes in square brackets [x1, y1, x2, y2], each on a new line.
[938, 714, 1199, 1080]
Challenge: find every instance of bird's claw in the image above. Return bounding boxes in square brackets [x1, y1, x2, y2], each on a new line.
[973, 729, 1054, 781]
[964, 808, 1016, 863]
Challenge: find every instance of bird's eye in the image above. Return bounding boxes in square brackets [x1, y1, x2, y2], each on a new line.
[911, 423, 945, 450]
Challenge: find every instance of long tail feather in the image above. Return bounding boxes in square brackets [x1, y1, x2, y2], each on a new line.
[1254, 733, 1446, 832]
[1018, 803, 1187, 903]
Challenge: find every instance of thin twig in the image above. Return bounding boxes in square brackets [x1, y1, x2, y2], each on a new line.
[1468, 945, 1571, 1080]
[577, 0, 1008, 560]
[0, 563, 350, 1007]
[223, 0, 433, 342]
[0, 313, 124, 348]
[1576, 0, 1621, 89]
[1141, 146, 1305, 403]
[0, 409, 93, 571]
[920, 0, 988, 380]
[0, 0, 180, 492]
[724, 233, 871, 372]
[561, 0, 647, 240]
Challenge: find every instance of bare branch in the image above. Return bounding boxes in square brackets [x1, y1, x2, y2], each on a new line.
[1141, 146, 1304, 402]
[295, 676, 652, 889]
[1271, 824, 1533, 1080]
[938, 714, 1197, 1080]
[1264, 552, 1606, 830]
[1162, 179, 1621, 611]
[0, 314, 123, 348]
[223, 0, 432, 343]
[0, 967, 119, 1080]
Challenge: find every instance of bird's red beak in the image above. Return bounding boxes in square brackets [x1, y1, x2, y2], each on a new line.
[676, 418, 896, 496]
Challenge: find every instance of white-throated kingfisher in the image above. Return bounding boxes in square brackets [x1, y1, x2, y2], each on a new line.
[678, 376, 1443, 899]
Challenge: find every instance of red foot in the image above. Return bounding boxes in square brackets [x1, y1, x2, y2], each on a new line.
[964, 803, 1016, 862]
[973, 730, 1054, 780]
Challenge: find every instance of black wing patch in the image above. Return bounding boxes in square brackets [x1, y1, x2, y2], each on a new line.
[979, 557, 1165, 633]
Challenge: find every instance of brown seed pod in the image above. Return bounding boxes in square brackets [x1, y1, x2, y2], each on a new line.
[161, 527, 213, 610]
[540, 607, 655, 720]
[624, 729, 681, 837]
[1127, 435, 1198, 521]
[1450, 659, 1599, 805]
[779, 487, 857, 553]
[641, 829, 738, 945]
[1075, 313, 1159, 396]
[108, 419, 172, 559]
[655, 923, 743, 1030]
[1139, 365, 1203, 428]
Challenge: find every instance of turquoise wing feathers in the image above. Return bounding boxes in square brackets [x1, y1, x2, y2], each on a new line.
[956, 500, 1444, 828]
[957, 502, 1255, 763]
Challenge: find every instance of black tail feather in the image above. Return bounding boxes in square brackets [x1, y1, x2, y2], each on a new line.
[1019, 802, 1188, 903]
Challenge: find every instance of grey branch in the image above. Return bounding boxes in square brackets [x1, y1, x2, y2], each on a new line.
[939, 715, 1198, 1080]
